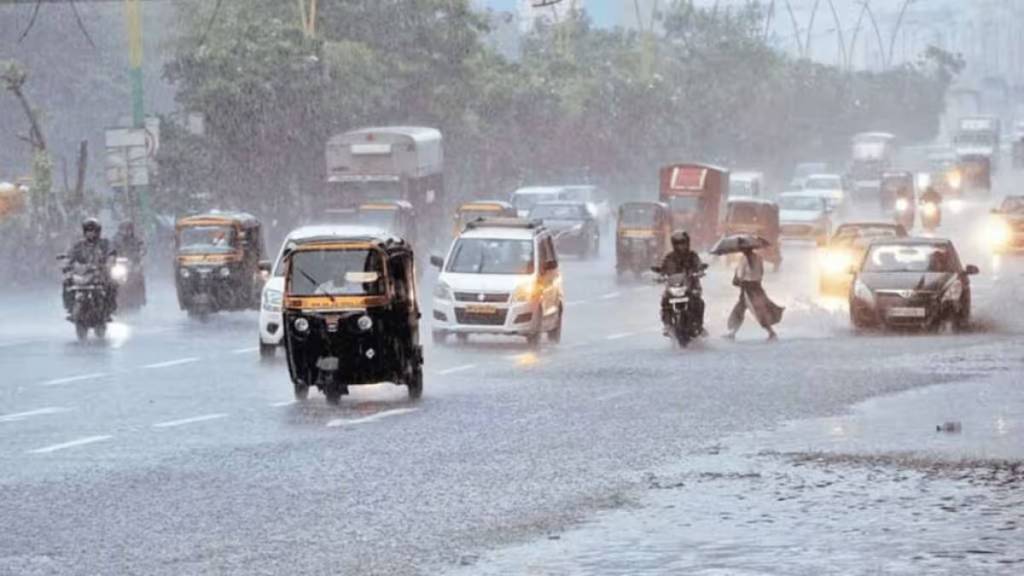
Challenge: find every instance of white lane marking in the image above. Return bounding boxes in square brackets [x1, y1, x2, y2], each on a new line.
[40, 372, 109, 387]
[270, 400, 296, 408]
[327, 407, 419, 428]
[437, 364, 477, 376]
[27, 435, 112, 454]
[0, 407, 72, 423]
[143, 357, 201, 370]
[231, 346, 260, 355]
[596, 390, 630, 402]
[0, 339, 43, 349]
[606, 332, 636, 340]
[599, 292, 621, 300]
[152, 413, 228, 428]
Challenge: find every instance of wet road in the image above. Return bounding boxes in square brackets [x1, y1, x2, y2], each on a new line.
[1, 211, 1023, 575]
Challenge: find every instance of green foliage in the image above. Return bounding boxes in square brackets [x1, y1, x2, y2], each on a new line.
[159, 0, 961, 218]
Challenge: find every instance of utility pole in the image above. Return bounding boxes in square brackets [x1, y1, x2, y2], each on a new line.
[124, 0, 150, 233]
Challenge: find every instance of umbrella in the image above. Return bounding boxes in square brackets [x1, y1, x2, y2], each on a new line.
[710, 234, 770, 256]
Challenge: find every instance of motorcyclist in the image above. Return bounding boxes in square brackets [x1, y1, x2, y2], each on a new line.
[919, 186, 943, 229]
[659, 231, 705, 335]
[65, 218, 117, 318]
[113, 221, 145, 262]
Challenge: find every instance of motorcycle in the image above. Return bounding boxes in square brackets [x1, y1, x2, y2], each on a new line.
[60, 257, 113, 341]
[893, 196, 916, 230]
[111, 256, 146, 310]
[654, 263, 708, 348]
[920, 199, 942, 232]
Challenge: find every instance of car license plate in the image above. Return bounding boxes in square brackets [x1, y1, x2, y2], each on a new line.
[888, 307, 925, 318]
[466, 304, 498, 315]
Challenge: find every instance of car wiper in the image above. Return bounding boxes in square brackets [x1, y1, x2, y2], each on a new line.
[295, 266, 337, 305]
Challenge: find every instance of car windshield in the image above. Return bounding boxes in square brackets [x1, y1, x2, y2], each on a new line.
[863, 244, 954, 273]
[668, 196, 700, 213]
[1000, 197, 1024, 214]
[804, 177, 840, 190]
[833, 226, 900, 247]
[446, 238, 534, 275]
[178, 225, 236, 253]
[779, 196, 822, 211]
[287, 248, 384, 296]
[356, 209, 399, 232]
[513, 192, 559, 212]
[620, 205, 658, 226]
[530, 204, 584, 220]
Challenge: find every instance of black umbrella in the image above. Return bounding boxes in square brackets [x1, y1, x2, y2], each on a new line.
[710, 234, 771, 256]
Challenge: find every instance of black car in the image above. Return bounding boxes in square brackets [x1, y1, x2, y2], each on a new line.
[528, 201, 600, 258]
[849, 238, 978, 331]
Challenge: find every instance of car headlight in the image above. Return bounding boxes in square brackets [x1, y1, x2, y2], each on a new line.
[357, 315, 373, 331]
[942, 278, 963, 302]
[219, 266, 231, 277]
[433, 281, 452, 300]
[947, 170, 962, 189]
[895, 198, 909, 212]
[110, 263, 128, 282]
[293, 317, 310, 332]
[853, 278, 874, 304]
[179, 267, 191, 279]
[820, 249, 853, 276]
[512, 280, 541, 302]
[262, 288, 282, 312]
[986, 218, 1012, 249]
[922, 202, 938, 217]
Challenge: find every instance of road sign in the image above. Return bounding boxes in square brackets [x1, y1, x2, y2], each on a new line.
[105, 127, 150, 187]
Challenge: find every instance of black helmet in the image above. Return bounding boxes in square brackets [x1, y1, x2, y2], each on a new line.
[671, 231, 690, 246]
[82, 217, 102, 234]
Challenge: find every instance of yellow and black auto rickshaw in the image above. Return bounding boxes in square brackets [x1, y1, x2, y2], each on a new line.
[355, 200, 417, 243]
[453, 200, 517, 235]
[281, 231, 423, 403]
[722, 198, 782, 270]
[615, 201, 671, 278]
[174, 211, 269, 317]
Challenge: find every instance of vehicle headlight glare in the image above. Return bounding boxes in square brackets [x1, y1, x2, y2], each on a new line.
[821, 250, 853, 276]
[357, 315, 373, 331]
[179, 267, 191, 279]
[110, 264, 128, 282]
[294, 317, 310, 332]
[895, 198, 909, 212]
[987, 219, 1012, 249]
[513, 281, 540, 302]
[922, 203, 938, 217]
[219, 266, 231, 277]
[947, 170, 962, 189]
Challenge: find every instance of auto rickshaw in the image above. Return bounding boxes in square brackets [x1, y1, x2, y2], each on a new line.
[659, 163, 728, 252]
[615, 201, 671, 278]
[881, 171, 915, 229]
[453, 200, 516, 235]
[722, 199, 782, 270]
[281, 232, 423, 403]
[355, 201, 417, 244]
[174, 211, 269, 317]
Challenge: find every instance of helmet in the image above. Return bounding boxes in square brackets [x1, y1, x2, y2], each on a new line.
[671, 231, 690, 246]
[82, 217, 102, 234]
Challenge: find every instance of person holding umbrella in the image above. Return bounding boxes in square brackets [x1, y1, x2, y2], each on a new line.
[716, 235, 784, 340]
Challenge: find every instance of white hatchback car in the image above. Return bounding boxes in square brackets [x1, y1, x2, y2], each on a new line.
[258, 224, 384, 359]
[430, 219, 564, 347]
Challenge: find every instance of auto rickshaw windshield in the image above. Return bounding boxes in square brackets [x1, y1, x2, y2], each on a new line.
[178, 225, 236, 253]
[620, 205, 658, 226]
[727, 203, 765, 224]
[668, 196, 700, 213]
[288, 248, 385, 296]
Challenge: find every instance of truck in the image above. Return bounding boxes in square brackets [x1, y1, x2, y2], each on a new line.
[847, 132, 895, 208]
[954, 116, 999, 193]
[325, 126, 444, 238]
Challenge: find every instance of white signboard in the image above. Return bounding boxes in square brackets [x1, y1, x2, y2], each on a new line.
[105, 128, 151, 187]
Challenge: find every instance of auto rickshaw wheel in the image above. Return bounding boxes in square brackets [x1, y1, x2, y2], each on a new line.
[293, 380, 309, 401]
[324, 385, 342, 405]
[407, 365, 423, 400]
[94, 322, 107, 339]
[75, 323, 88, 342]
[259, 341, 276, 361]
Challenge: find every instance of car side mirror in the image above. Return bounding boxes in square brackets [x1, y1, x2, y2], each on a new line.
[699, 263, 709, 271]
[257, 260, 272, 273]
[429, 255, 445, 270]
[965, 264, 980, 275]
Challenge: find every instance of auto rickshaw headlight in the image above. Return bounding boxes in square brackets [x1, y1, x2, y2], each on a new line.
[895, 198, 909, 212]
[922, 202, 938, 217]
[819, 249, 853, 277]
[986, 218, 1012, 249]
[179, 267, 191, 279]
[357, 315, 373, 331]
[947, 170, 962, 190]
[218, 266, 231, 277]
[294, 317, 310, 333]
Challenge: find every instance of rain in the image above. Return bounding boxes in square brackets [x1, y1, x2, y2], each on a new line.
[1, 0, 1022, 574]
